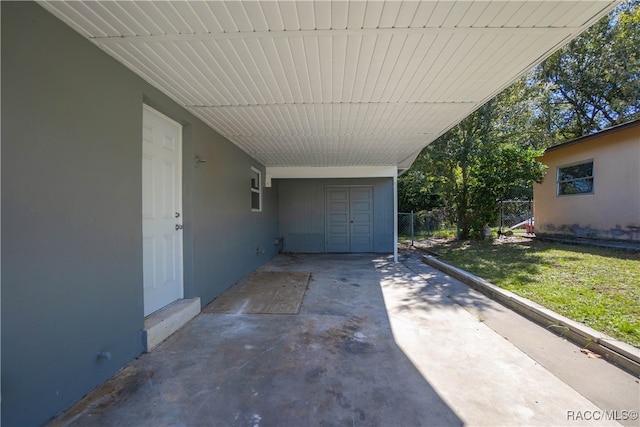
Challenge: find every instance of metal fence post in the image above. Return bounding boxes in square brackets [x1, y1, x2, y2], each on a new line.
[410, 211, 414, 247]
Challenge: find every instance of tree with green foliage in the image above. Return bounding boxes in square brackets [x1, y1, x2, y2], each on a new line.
[536, 0, 640, 140]
[421, 98, 545, 239]
[397, 167, 443, 214]
[427, 102, 495, 239]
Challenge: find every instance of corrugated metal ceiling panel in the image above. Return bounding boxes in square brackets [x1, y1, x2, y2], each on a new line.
[192, 103, 470, 136]
[39, 1, 619, 170]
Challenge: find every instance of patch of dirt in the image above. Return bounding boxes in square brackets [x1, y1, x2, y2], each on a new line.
[400, 234, 534, 255]
[47, 365, 153, 426]
[294, 316, 374, 357]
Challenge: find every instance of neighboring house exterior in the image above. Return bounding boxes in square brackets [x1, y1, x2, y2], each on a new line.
[534, 119, 640, 242]
[1, 1, 620, 425]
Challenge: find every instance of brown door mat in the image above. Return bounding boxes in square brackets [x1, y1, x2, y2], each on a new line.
[203, 271, 311, 315]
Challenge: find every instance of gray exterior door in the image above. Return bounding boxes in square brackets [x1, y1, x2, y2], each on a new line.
[349, 187, 374, 252]
[326, 186, 374, 252]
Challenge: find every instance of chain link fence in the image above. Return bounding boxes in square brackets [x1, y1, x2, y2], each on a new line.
[398, 208, 455, 244]
[499, 200, 534, 233]
[399, 201, 533, 244]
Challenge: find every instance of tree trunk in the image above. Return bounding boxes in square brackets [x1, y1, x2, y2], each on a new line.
[457, 168, 471, 239]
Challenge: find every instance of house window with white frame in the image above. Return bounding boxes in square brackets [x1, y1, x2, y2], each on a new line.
[557, 160, 594, 196]
[251, 166, 262, 211]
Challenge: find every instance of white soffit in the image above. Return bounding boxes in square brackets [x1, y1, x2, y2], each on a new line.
[39, 1, 619, 172]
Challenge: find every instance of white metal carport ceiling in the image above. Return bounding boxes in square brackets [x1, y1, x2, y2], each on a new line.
[40, 1, 619, 175]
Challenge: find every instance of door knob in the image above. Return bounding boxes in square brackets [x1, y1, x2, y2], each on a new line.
[175, 224, 184, 230]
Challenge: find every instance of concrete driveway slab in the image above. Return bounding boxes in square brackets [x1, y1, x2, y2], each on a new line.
[49, 253, 638, 427]
[380, 256, 625, 426]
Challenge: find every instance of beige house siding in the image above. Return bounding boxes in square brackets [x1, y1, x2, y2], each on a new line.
[533, 122, 640, 242]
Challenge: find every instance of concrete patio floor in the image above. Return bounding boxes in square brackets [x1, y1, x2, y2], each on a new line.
[51, 252, 639, 427]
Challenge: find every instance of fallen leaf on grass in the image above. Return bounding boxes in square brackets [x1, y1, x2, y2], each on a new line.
[580, 348, 602, 359]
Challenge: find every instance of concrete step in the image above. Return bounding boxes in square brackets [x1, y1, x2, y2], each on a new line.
[143, 298, 201, 352]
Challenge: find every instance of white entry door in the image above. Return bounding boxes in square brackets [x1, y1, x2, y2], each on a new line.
[142, 106, 183, 316]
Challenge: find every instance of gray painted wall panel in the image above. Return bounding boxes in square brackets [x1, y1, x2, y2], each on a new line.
[1, 3, 278, 425]
[278, 178, 394, 253]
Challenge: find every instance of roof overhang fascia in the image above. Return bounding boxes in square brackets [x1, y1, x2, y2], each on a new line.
[542, 119, 640, 155]
[265, 166, 397, 185]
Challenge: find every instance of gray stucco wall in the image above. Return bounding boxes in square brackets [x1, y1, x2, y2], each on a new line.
[278, 178, 394, 253]
[1, 3, 278, 425]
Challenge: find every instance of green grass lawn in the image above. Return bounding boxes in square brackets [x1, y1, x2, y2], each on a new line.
[424, 238, 640, 347]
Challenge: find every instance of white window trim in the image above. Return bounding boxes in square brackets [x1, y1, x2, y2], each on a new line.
[251, 166, 262, 212]
[556, 159, 594, 196]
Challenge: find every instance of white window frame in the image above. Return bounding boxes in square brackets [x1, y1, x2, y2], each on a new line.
[556, 159, 594, 196]
[251, 166, 262, 212]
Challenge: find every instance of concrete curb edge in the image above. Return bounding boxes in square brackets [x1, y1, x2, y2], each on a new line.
[421, 255, 640, 377]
